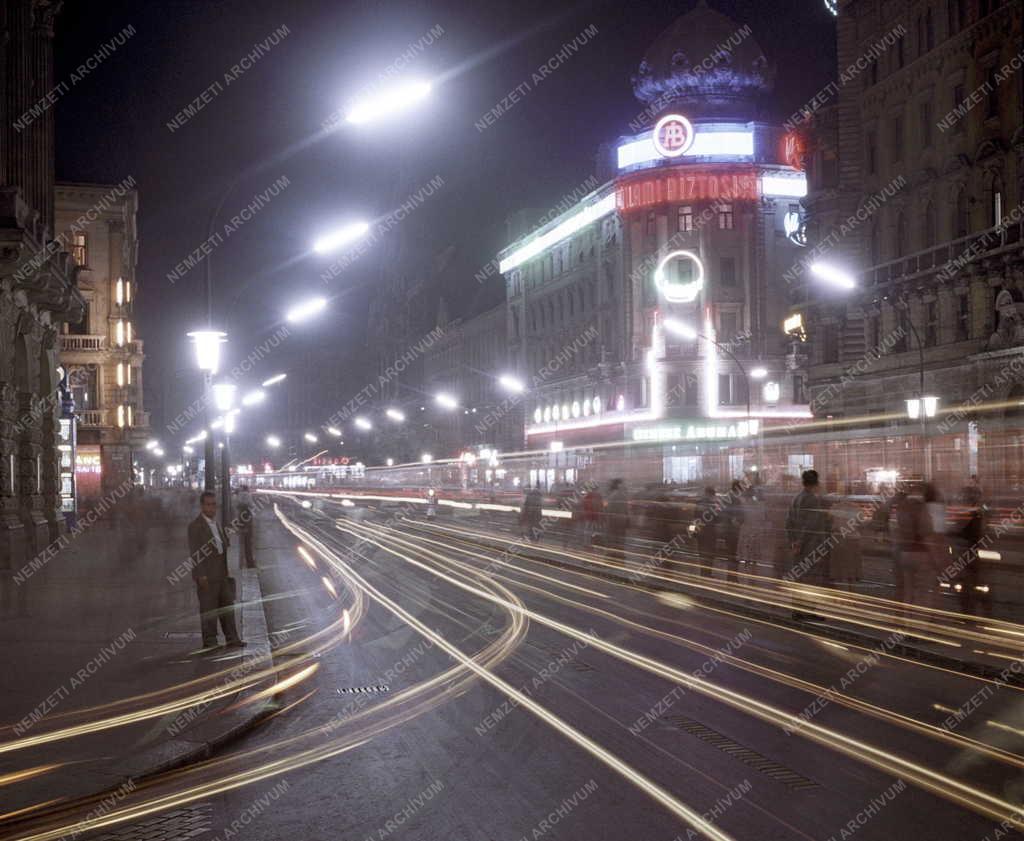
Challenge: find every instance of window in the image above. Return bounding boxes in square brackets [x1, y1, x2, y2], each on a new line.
[954, 189, 969, 238]
[67, 301, 90, 335]
[71, 232, 87, 267]
[925, 300, 938, 346]
[919, 101, 932, 147]
[895, 309, 910, 352]
[925, 8, 934, 50]
[646, 211, 656, 236]
[870, 220, 881, 264]
[870, 60, 878, 86]
[718, 374, 748, 406]
[866, 131, 877, 175]
[718, 373, 732, 406]
[895, 213, 908, 257]
[718, 203, 734, 230]
[952, 84, 965, 132]
[986, 67, 999, 119]
[895, 34, 905, 69]
[917, 15, 925, 57]
[923, 201, 937, 247]
[677, 205, 694, 232]
[822, 329, 839, 364]
[867, 315, 880, 349]
[719, 310, 738, 340]
[793, 374, 805, 405]
[720, 256, 737, 287]
[957, 294, 970, 340]
[685, 373, 699, 407]
[948, 0, 964, 35]
[990, 177, 1004, 227]
[889, 115, 903, 163]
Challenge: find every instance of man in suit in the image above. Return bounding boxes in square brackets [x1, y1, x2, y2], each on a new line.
[187, 491, 244, 650]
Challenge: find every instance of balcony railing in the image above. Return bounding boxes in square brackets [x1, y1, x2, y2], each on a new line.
[60, 335, 106, 352]
[864, 216, 1024, 289]
[77, 410, 105, 426]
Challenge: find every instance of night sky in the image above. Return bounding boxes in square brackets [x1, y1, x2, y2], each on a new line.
[54, 0, 836, 431]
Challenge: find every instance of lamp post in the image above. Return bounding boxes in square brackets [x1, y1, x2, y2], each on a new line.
[212, 382, 237, 528]
[188, 330, 226, 491]
[663, 318, 752, 419]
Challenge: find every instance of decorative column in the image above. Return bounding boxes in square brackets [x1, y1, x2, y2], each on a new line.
[39, 323, 61, 541]
[0, 286, 25, 571]
[16, 311, 48, 556]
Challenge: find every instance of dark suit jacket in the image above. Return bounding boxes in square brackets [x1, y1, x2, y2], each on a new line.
[187, 515, 230, 581]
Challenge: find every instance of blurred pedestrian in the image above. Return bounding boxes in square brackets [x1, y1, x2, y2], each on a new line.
[894, 485, 931, 607]
[605, 479, 630, 559]
[785, 470, 832, 622]
[828, 497, 863, 590]
[695, 486, 720, 577]
[956, 486, 988, 615]
[721, 480, 745, 583]
[236, 485, 256, 568]
[581, 485, 604, 548]
[187, 491, 244, 650]
[520, 485, 543, 541]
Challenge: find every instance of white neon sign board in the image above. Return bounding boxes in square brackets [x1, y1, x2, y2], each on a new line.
[499, 192, 617, 273]
[618, 129, 754, 169]
[654, 250, 705, 303]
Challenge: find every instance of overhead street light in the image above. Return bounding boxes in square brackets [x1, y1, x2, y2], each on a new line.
[145, 439, 159, 451]
[385, 408, 405, 422]
[153, 447, 165, 457]
[304, 432, 318, 443]
[498, 375, 525, 394]
[346, 79, 432, 125]
[421, 453, 433, 463]
[354, 417, 373, 431]
[327, 426, 343, 436]
[286, 297, 328, 323]
[211, 382, 237, 413]
[386, 458, 394, 466]
[313, 221, 371, 255]
[266, 435, 281, 448]
[186, 431, 208, 445]
[435, 392, 458, 410]
[187, 330, 227, 374]
[242, 389, 266, 406]
[183, 445, 194, 455]
[809, 261, 857, 290]
[262, 373, 287, 387]
[750, 367, 769, 380]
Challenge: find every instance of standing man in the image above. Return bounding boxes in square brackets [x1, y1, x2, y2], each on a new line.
[785, 470, 832, 619]
[236, 485, 256, 569]
[188, 491, 244, 650]
[695, 486, 720, 577]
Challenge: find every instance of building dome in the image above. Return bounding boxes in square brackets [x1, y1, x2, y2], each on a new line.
[632, 0, 774, 118]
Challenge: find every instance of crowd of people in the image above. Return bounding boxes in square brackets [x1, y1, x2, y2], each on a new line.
[518, 470, 993, 614]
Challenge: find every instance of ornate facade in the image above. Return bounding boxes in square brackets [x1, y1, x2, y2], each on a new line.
[1, 1, 86, 564]
[55, 182, 148, 502]
[801, 0, 1024, 490]
[498, 1, 811, 485]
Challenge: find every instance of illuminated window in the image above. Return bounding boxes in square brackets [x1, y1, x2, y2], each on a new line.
[717, 204, 734, 230]
[115, 320, 125, 347]
[127, 405, 134, 427]
[115, 278, 124, 306]
[677, 205, 694, 232]
[116, 362, 125, 387]
[116, 405, 125, 428]
[925, 300, 938, 346]
[126, 321, 133, 344]
[71, 232, 87, 267]
[956, 294, 970, 340]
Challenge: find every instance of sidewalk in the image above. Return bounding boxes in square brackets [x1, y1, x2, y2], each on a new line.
[0, 502, 274, 819]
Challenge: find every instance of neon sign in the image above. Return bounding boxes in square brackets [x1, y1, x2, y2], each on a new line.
[652, 113, 694, 158]
[618, 169, 759, 211]
[654, 250, 705, 304]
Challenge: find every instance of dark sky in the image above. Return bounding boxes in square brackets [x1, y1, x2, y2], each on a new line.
[55, 0, 836, 430]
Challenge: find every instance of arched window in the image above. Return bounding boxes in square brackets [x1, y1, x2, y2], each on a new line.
[954, 188, 969, 239]
[923, 201, 937, 248]
[895, 212, 908, 258]
[990, 175, 1004, 228]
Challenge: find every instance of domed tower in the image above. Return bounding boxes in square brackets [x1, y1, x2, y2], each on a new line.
[632, 0, 775, 120]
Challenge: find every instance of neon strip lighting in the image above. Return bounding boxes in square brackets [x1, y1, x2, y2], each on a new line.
[499, 192, 617, 273]
[618, 130, 754, 169]
[761, 174, 807, 197]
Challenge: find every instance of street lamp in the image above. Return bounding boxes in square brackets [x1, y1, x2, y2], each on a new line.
[326, 426, 343, 436]
[242, 388, 266, 406]
[145, 439, 159, 451]
[266, 435, 281, 448]
[385, 408, 406, 422]
[345, 80, 432, 125]
[386, 457, 394, 466]
[421, 453, 433, 463]
[809, 261, 857, 290]
[304, 432, 318, 443]
[262, 373, 287, 387]
[188, 329, 226, 492]
[312, 221, 370, 255]
[354, 417, 373, 431]
[750, 367, 769, 380]
[663, 317, 752, 420]
[435, 392, 458, 410]
[498, 375, 525, 394]
[183, 445, 194, 454]
[210, 382, 237, 528]
[285, 297, 328, 323]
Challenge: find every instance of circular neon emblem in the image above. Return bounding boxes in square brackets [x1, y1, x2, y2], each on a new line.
[653, 113, 694, 158]
[654, 250, 705, 303]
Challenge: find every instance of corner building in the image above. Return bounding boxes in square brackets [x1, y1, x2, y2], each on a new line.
[498, 1, 810, 486]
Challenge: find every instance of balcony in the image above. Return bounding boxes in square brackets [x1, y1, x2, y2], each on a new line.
[60, 335, 106, 352]
[77, 410, 106, 427]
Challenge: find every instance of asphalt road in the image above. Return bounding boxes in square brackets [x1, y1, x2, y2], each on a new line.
[22, 497, 1024, 841]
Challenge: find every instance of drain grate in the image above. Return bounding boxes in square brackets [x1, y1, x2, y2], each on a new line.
[664, 715, 819, 791]
[102, 803, 213, 840]
[337, 685, 390, 695]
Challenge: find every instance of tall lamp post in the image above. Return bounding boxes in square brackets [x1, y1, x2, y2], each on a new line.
[809, 263, 938, 480]
[188, 330, 226, 491]
[212, 382, 237, 529]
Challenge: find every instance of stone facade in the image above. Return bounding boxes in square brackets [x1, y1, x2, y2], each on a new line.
[801, 0, 1024, 490]
[1, 2, 87, 565]
[55, 182, 148, 502]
